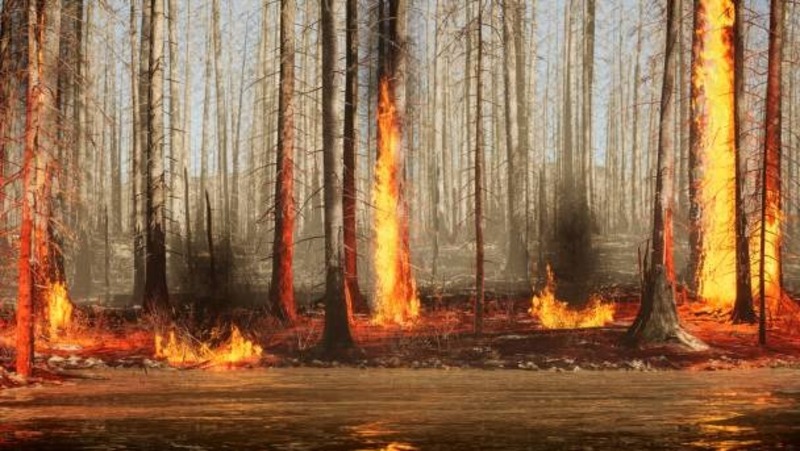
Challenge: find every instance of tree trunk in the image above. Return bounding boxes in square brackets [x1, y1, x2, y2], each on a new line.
[143, 0, 170, 315]
[626, 0, 705, 350]
[474, 0, 484, 336]
[758, 0, 784, 345]
[731, 0, 755, 323]
[133, 0, 151, 304]
[321, 0, 354, 351]
[343, 0, 366, 313]
[16, 0, 41, 379]
[269, 0, 297, 322]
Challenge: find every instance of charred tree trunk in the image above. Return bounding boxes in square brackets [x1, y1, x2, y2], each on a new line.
[731, 0, 755, 324]
[269, 0, 297, 322]
[474, 0, 485, 336]
[626, 0, 705, 350]
[758, 0, 784, 345]
[16, 0, 41, 379]
[343, 0, 366, 313]
[143, 0, 170, 315]
[321, 0, 354, 351]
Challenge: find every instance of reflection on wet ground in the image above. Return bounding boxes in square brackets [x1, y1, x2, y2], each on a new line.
[0, 368, 798, 449]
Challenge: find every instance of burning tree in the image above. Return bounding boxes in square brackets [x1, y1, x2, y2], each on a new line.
[269, 0, 297, 323]
[758, 0, 785, 344]
[372, 0, 419, 326]
[625, 0, 705, 349]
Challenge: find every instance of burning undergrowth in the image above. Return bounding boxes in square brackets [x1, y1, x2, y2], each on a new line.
[154, 324, 263, 368]
[529, 265, 615, 329]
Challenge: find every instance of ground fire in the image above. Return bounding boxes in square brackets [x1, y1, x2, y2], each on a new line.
[46, 282, 73, 338]
[529, 265, 615, 329]
[2, 0, 799, 448]
[154, 326, 262, 367]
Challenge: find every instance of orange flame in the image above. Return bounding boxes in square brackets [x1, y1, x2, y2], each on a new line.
[529, 265, 615, 329]
[47, 282, 73, 337]
[154, 326, 263, 367]
[693, 0, 737, 310]
[372, 78, 419, 325]
[750, 186, 782, 313]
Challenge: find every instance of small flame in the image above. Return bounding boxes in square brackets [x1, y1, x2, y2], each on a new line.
[372, 78, 419, 325]
[694, 0, 738, 310]
[154, 325, 263, 367]
[529, 265, 615, 329]
[47, 282, 73, 337]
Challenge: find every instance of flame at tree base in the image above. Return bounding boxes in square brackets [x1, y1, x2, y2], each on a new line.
[155, 326, 263, 367]
[372, 78, 419, 326]
[529, 265, 615, 329]
[47, 282, 73, 337]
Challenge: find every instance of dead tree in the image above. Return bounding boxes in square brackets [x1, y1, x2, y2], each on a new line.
[343, 0, 367, 313]
[269, 0, 297, 322]
[625, 0, 705, 350]
[758, 0, 784, 345]
[143, 0, 170, 314]
[731, 0, 755, 324]
[473, 0, 485, 335]
[321, 0, 354, 350]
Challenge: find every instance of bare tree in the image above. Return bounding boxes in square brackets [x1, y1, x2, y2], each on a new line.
[269, 0, 297, 322]
[758, 0, 785, 345]
[625, 0, 705, 350]
[143, 0, 170, 314]
[321, 0, 354, 350]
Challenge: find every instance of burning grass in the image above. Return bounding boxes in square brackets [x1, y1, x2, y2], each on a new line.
[154, 325, 263, 368]
[529, 265, 615, 329]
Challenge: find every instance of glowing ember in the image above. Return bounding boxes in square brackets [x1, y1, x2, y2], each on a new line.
[693, 0, 737, 311]
[154, 326, 263, 367]
[529, 265, 615, 329]
[47, 282, 73, 337]
[372, 78, 419, 325]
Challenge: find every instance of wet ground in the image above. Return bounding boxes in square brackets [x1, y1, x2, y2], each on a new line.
[1, 367, 799, 450]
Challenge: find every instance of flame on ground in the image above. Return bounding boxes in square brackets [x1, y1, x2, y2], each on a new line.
[154, 326, 263, 367]
[47, 282, 73, 337]
[372, 78, 419, 325]
[693, 0, 737, 311]
[529, 265, 615, 329]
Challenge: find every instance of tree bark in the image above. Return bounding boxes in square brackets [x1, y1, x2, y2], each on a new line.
[343, 0, 366, 313]
[269, 0, 297, 322]
[143, 0, 170, 315]
[626, 0, 705, 350]
[474, 0, 484, 336]
[731, 0, 755, 324]
[758, 0, 784, 345]
[321, 0, 354, 351]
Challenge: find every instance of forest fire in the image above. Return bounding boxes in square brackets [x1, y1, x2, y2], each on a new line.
[529, 266, 615, 329]
[46, 283, 73, 337]
[693, 0, 737, 311]
[154, 326, 262, 367]
[372, 79, 419, 326]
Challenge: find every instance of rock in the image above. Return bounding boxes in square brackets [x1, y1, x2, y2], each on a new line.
[484, 359, 505, 369]
[518, 361, 539, 371]
[83, 357, 106, 368]
[47, 355, 66, 367]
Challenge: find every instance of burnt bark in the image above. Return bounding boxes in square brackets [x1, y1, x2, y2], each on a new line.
[269, 0, 297, 323]
[626, 0, 705, 350]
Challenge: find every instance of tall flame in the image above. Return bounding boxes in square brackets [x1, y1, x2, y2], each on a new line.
[372, 78, 419, 325]
[529, 265, 615, 329]
[693, 0, 737, 310]
[47, 282, 73, 337]
[750, 165, 783, 313]
[154, 326, 263, 367]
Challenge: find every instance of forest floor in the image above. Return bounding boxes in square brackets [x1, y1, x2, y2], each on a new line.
[1, 232, 800, 387]
[1, 293, 800, 390]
